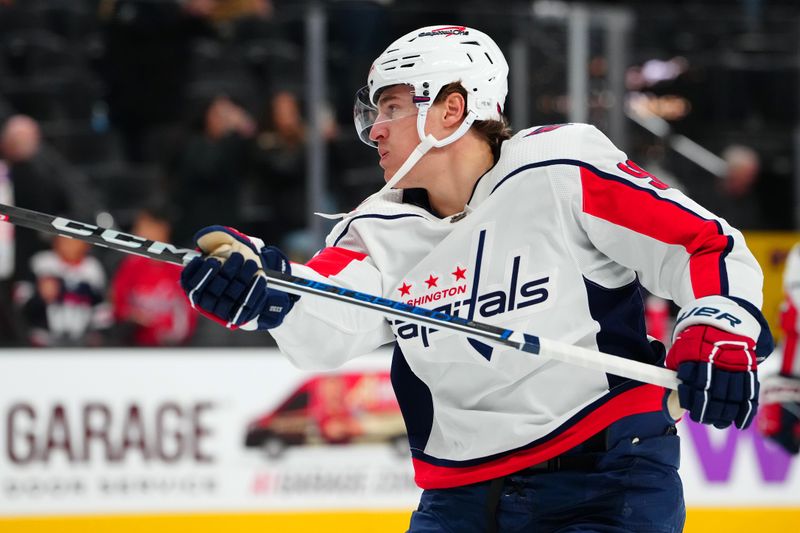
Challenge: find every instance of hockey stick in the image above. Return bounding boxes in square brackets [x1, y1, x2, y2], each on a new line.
[0, 202, 681, 391]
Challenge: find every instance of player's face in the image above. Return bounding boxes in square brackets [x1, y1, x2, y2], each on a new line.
[368, 85, 420, 182]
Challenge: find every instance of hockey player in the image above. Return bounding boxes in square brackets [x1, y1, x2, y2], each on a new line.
[181, 26, 773, 532]
[757, 244, 800, 455]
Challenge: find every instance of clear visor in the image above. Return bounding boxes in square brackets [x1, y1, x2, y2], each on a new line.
[353, 85, 419, 147]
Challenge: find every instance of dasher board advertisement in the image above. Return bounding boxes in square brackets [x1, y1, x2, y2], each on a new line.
[0, 349, 420, 516]
[0, 348, 797, 518]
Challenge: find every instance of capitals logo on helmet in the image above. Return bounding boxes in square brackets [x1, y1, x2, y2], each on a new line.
[417, 25, 470, 37]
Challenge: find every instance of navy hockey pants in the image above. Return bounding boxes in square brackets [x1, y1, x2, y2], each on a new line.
[407, 413, 685, 533]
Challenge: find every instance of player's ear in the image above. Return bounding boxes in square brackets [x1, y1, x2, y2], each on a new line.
[442, 92, 466, 127]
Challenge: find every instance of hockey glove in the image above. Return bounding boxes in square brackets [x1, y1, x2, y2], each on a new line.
[180, 226, 297, 330]
[757, 375, 800, 455]
[666, 324, 758, 429]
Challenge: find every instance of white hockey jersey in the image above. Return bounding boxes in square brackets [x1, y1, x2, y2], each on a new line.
[270, 123, 772, 489]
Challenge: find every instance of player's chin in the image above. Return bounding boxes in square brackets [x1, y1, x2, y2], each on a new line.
[382, 165, 396, 182]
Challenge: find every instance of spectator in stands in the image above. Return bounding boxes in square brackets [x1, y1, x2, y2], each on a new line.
[715, 144, 763, 229]
[679, 143, 766, 230]
[251, 89, 337, 251]
[0, 114, 97, 281]
[722, 144, 760, 197]
[20, 235, 110, 347]
[1, 114, 61, 280]
[0, 115, 39, 163]
[110, 205, 197, 346]
[0, 113, 17, 344]
[0, 159, 20, 345]
[251, 90, 306, 246]
[171, 94, 256, 244]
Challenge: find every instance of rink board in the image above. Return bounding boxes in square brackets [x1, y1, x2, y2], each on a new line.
[0, 349, 798, 532]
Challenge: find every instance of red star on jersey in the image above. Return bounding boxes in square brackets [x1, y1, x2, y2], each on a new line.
[452, 266, 467, 281]
[398, 282, 412, 297]
[425, 275, 439, 289]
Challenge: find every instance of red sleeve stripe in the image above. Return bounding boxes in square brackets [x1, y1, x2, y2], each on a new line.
[305, 246, 368, 277]
[580, 167, 732, 298]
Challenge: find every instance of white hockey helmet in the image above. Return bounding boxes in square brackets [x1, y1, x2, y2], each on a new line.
[354, 25, 509, 147]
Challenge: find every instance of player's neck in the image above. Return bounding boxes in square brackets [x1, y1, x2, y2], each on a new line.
[425, 136, 494, 217]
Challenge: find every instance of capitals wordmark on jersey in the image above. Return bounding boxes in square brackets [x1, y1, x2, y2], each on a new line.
[393, 228, 553, 355]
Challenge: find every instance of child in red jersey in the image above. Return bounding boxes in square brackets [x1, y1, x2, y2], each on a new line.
[111, 207, 197, 346]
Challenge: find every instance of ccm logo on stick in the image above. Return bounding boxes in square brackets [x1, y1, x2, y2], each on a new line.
[51, 217, 196, 261]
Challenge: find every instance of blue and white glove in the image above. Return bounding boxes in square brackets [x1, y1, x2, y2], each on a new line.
[180, 226, 297, 330]
[667, 324, 759, 429]
[668, 296, 774, 430]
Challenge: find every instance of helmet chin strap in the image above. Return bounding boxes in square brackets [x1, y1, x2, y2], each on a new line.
[374, 133, 436, 196]
[373, 106, 478, 197]
[316, 106, 477, 220]
[315, 134, 438, 220]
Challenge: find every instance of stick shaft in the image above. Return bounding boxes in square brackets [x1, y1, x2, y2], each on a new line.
[0, 203, 200, 266]
[0, 202, 680, 390]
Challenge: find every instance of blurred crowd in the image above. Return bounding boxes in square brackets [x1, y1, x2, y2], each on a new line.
[0, 0, 491, 347]
[0, 0, 798, 348]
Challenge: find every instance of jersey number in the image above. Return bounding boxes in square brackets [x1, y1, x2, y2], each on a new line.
[616, 160, 669, 190]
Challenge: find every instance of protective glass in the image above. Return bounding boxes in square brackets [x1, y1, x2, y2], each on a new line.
[353, 85, 419, 147]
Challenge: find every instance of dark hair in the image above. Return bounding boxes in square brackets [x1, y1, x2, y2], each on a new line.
[433, 82, 512, 160]
[138, 199, 176, 226]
